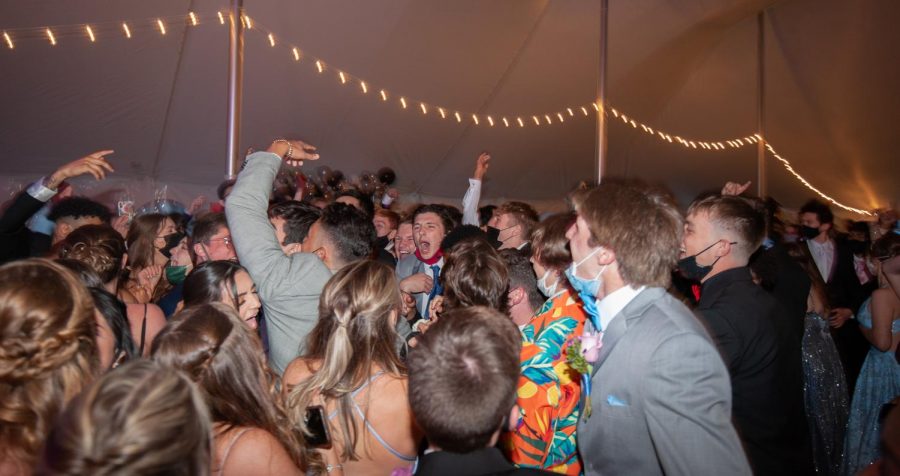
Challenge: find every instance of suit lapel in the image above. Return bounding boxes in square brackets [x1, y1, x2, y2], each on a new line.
[591, 287, 666, 374]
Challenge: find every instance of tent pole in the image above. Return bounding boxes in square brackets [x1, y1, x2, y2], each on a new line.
[756, 10, 767, 197]
[226, 0, 245, 179]
[596, 0, 609, 183]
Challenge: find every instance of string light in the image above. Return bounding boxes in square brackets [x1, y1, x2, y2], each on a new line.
[380, 90, 388, 101]
[122, 22, 131, 38]
[46, 28, 56, 46]
[243, 15, 252, 29]
[420, 103, 427, 114]
[85, 25, 96, 43]
[3, 32, 12, 49]
[517, 117, 525, 128]
[455, 112, 462, 123]
[338, 71, 346, 84]
[156, 19, 166, 35]
[567, 107, 574, 117]
[502, 117, 510, 127]
[400, 97, 407, 109]
[360, 81, 367, 93]
[217, 12, 225, 25]
[292, 47, 300, 61]
[532, 116, 540, 126]
[472, 114, 479, 125]
[267, 33, 275, 47]
[189, 12, 198, 26]
[315, 60, 323, 73]
[487, 116, 494, 126]
[557, 113, 565, 123]
[438, 108, 446, 119]
[581, 106, 589, 116]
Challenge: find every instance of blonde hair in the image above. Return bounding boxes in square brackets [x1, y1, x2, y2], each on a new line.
[0, 259, 98, 470]
[36, 360, 211, 476]
[287, 260, 403, 462]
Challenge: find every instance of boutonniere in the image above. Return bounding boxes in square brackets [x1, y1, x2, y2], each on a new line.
[566, 330, 603, 420]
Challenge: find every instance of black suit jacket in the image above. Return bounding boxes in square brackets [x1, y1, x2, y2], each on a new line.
[415, 448, 552, 476]
[0, 191, 49, 264]
[697, 267, 812, 476]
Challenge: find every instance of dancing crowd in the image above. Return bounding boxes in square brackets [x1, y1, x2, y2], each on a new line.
[1, 138, 898, 476]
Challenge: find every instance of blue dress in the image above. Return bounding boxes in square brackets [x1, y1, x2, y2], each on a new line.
[842, 297, 900, 475]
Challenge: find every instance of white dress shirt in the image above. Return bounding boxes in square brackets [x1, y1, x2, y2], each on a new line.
[597, 284, 646, 332]
[461, 178, 482, 226]
[806, 239, 835, 282]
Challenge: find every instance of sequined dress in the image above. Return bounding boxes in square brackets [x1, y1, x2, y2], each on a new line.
[841, 297, 900, 475]
[802, 312, 849, 476]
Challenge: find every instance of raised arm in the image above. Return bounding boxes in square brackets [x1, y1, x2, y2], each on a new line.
[461, 152, 490, 226]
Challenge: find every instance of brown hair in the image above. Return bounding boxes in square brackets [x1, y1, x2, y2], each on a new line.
[442, 238, 510, 314]
[36, 360, 211, 476]
[58, 224, 126, 284]
[287, 260, 403, 462]
[408, 306, 520, 453]
[783, 243, 830, 316]
[872, 233, 900, 261]
[498, 201, 540, 239]
[500, 249, 543, 310]
[124, 214, 173, 300]
[189, 211, 229, 263]
[151, 303, 305, 470]
[572, 180, 682, 288]
[530, 212, 576, 272]
[374, 208, 400, 230]
[0, 259, 98, 471]
[687, 195, 767, 260]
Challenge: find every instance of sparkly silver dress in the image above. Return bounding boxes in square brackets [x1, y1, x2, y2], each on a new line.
[802, 311, 849, 476]
[841, 297, 900, 475]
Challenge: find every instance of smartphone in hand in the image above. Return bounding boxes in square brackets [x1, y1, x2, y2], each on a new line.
[304, 405, 331, 449]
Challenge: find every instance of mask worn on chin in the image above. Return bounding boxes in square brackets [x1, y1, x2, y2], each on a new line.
[164, 265, 190, 285]
[485, 224, 518, 250]
[159, 232, 186, 259]
[537, 269, 560, 298]
[676, 240, 731, 282]
[564, 247, 607, 330]
[848, 239, 869, 256]
[799, 225, 822, 241]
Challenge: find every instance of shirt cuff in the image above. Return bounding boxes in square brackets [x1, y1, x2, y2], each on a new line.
[26, 177, 58, 202]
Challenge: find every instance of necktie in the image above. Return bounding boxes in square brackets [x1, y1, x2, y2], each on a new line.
[424, 264, 443, 319]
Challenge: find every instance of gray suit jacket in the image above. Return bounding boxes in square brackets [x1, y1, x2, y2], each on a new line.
[577, 287, 751, 475]
[396, 254, 440, 317]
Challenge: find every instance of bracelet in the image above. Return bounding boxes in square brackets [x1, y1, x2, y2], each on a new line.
[273, 139, 293, 160]
[325, 463, 343, 473]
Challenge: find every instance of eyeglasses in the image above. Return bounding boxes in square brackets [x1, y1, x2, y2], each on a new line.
[206, 236, 233, 246]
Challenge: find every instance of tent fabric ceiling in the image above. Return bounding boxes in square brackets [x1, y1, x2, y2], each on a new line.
[0, 0, 897, 215]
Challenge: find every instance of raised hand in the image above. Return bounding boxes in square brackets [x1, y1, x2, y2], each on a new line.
[721, 181, 751, 196]
[188, 195, 206, 215]
[47, 150, 115, 189]
[267, 139, 319, 167]
[137, 265, 164, 291]
[474, 152, 491, 181]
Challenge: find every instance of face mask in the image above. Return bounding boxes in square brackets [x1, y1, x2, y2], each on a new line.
[848, 239, 869, 256]
[159, 231, 186, 259]
[799, 225, 821, 241]
[164, 265, 189, 285]
[676, 240, 728, 282]
[537, 269, 560, 298]
[564, 248, 607, 329]
[485, 224, 517, 249]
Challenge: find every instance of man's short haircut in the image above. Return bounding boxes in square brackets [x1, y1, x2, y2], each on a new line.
[267, 201, 321, 245]
[408, 306, 520, 453]
[572, 180, 682, 288]
[478, 205, 497, 228]
[500, 249, 543, 310]
[47, 197, 112, 224]
[217, 179, 236, 201]
[687, 195, 767, 260]
[412, 204, 458, 236]
[374, 208, 400, 230]
[531, 212, 576, 272]
[498, 201, 540, 238]
[319, 202, 376, 265]
[189, 212, 229, 262]
[442, 238, 509, 314]
[799, 199, 835, 225]
[335, 189, 375, 218]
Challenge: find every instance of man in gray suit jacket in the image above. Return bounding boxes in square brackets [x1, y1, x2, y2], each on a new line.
[568, 182, 751, 475]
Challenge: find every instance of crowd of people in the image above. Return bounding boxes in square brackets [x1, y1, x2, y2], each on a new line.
[1, 139, 898, 476]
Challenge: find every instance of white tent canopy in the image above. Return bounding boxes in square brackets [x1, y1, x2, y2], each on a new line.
[1, 0, 897, 216]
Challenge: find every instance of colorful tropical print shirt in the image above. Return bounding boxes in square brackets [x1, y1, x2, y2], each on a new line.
[503, 288, 587, 474]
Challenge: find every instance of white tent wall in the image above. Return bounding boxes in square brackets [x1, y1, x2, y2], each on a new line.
[1, 0, 897, 219]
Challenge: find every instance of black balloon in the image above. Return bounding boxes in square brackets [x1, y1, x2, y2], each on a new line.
[377, 167, 396, 185]
[327, 169, 344, 187]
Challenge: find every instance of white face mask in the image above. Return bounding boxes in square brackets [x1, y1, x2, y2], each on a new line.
[537, 269, 560, 298]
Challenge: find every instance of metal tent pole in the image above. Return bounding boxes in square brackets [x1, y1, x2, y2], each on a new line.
[226, 0, 245, 178]
[596, 0, 609, 183]
[756, 11, 767, 197]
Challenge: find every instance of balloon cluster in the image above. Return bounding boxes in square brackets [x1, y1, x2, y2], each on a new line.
[300, 166, 396, 201]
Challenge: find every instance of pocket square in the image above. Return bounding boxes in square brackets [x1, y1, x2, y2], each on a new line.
[606, 394, 628, 407]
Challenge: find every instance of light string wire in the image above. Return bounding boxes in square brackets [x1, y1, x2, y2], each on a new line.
[0, 11, 874, 216]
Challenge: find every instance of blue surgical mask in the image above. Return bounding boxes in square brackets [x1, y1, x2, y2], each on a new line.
[537, 269, 560, 298]
[565, 247, 607, 329]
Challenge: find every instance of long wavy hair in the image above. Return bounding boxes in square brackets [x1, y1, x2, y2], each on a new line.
[151, 303, 306, 470]
[0, 259, 98, 471]
[124, 214, 172, 300]
[35, 360, 211, 476]
[182, 260, 246, 310]
[287, 260, 404, 462]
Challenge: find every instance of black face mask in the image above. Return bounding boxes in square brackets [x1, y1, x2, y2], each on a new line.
[484, 226, 504, 250]
[676, 240, 733, 282]
[159, 231, 186, 259]
[799, 225, 821, 241]
[848, 239, 869, 256]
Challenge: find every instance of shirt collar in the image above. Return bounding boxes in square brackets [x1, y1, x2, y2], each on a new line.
[597, 284, 645, 331]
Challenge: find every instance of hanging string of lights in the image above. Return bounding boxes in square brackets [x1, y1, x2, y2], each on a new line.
[0, 11, 874, 216]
